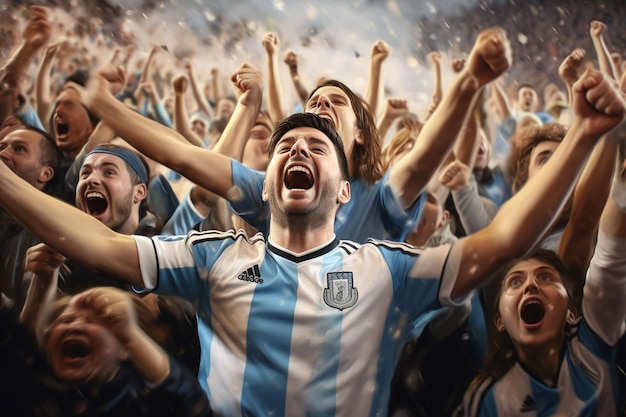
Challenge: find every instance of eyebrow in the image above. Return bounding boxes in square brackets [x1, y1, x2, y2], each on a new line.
[306, 92, 347, 104]
[1, 139, 29, 148]
[534, 149, 554, 161]
[81, 160, 122, 171]
[278, 135, 330, 147]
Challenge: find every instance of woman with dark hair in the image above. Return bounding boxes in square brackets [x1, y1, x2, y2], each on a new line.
[456, 179, 626, 416]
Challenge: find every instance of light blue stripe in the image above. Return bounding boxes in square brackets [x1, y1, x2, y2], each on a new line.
[196, 315, 213, 396]
[240, 257, 298, 416]
[302, 251, 344, 417]
[368, 298, 404, 417]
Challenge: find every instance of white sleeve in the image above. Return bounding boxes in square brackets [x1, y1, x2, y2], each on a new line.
[133, 235, 159, 291]
[582, 229, 626, 346]
[452, 178, 497, 234]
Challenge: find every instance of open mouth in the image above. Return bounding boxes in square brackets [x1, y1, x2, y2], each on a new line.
[285, 165, 314, 190]
[86, 192, 108, 215]
[56, 122, 69, 136]
[520, 300, 545, 325]
[61, 340, 90, 359]
[316, 112, 336, 130]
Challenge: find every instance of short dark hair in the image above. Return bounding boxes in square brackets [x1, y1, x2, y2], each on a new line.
[13, 124, 62, 171]
[268, 113, 349, 180]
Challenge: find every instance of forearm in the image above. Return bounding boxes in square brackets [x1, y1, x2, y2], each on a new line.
[174, 93, 204, 147]
[91, 90, 235, 197]
[19, 270, 58, 338]
[557, 137, 616, 300]
[288, 69, 309, 106]
[152, 101, 172, 127]
[390, 70, 481, 208]
[35, 55, 54, 128]
[453, 113, 479, 167]
[452, 179, 496, 234]
[0, 164, 142, 285]
[1, 42, 39, 86]
[376, 112, 396, 144]
[491, 83, 511, 118]
[125, 328, 170, 383]
[83, 121, 116, 154]
[212, 99, 260, 160]
[422, 63, 442, 121]
[188, 71, 213, 119]
[266, 55, 286, 124]
[365, 62, 383, 116]
[591, 36, 618, 79]
[583, 209, 626, 345]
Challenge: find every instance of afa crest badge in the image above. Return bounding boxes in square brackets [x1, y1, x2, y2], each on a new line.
[323, 272, 358, 311]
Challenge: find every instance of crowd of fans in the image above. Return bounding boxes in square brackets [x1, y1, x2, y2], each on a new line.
[1, 1, 626, 416]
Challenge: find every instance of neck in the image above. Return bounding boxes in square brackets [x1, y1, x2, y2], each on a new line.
[514, 336, 564, 385]
[268, 217, 336, 254]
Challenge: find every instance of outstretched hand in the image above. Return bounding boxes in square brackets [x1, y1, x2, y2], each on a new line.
[23, 6, 52, 50]
[24, 243, 65, 279]
[466, 27, 512, 89]
[571, 68, 626, 138]
[371, 40, 391, 65]
[231, 63, 263, 106]
[74, 287, 138, 345]
[439, 160, 471, 191]
[84, 64, 126, 110]
[261, 32, 280, 56]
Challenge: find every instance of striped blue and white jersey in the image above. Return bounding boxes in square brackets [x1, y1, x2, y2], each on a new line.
[134, 230, 466, 417]
[458, 230, 626, 417]
[162, 191, 204, 236]
[228, 160, 426, 243]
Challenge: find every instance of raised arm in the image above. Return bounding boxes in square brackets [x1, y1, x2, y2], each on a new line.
[171, 75, 205, 147]
[211, 64, 263, 160]
[389, 27, 512, 210]
[581, 150, 626, 345]
[376, 98, 409, 143]
[184, 60, 214, 120]
[421, 51, 443, 121]
[490, 81, 513, 120]
[86, 65, 236, 200]
[283, 50, 309, 107]
[0, 159, 142, 286]
[19, 243, 65, 339]
[558, 48, 586, 106]
[76, 287, 170, 383]
[589, 21, 618, 80]
[452, 68, 626, 300]
[557, 133, 618, 308]
[132, 45, 161, 110]
[1, 6, 51, 122]
[35, 43, 58, 130]
[364, 40, 391, 117]
[262, 32, 287, 124]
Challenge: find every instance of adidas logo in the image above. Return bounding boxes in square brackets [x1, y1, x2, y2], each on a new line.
[238, 265, 263, 284]
[520, 394, 536, 413]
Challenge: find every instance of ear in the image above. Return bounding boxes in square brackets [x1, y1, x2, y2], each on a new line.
[336, 180, 351, 205]
[355, 129, 365, 145]
[494, 312, 505, 332]
[38, 166, 55, 184]
[437, 210, 450, 229]
[261, 180, 268, 202]
[565, 309, 577, 326]
[133, 183, 148, 204]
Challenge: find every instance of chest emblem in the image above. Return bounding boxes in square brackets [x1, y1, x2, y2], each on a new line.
[323, 272, 358, 310]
